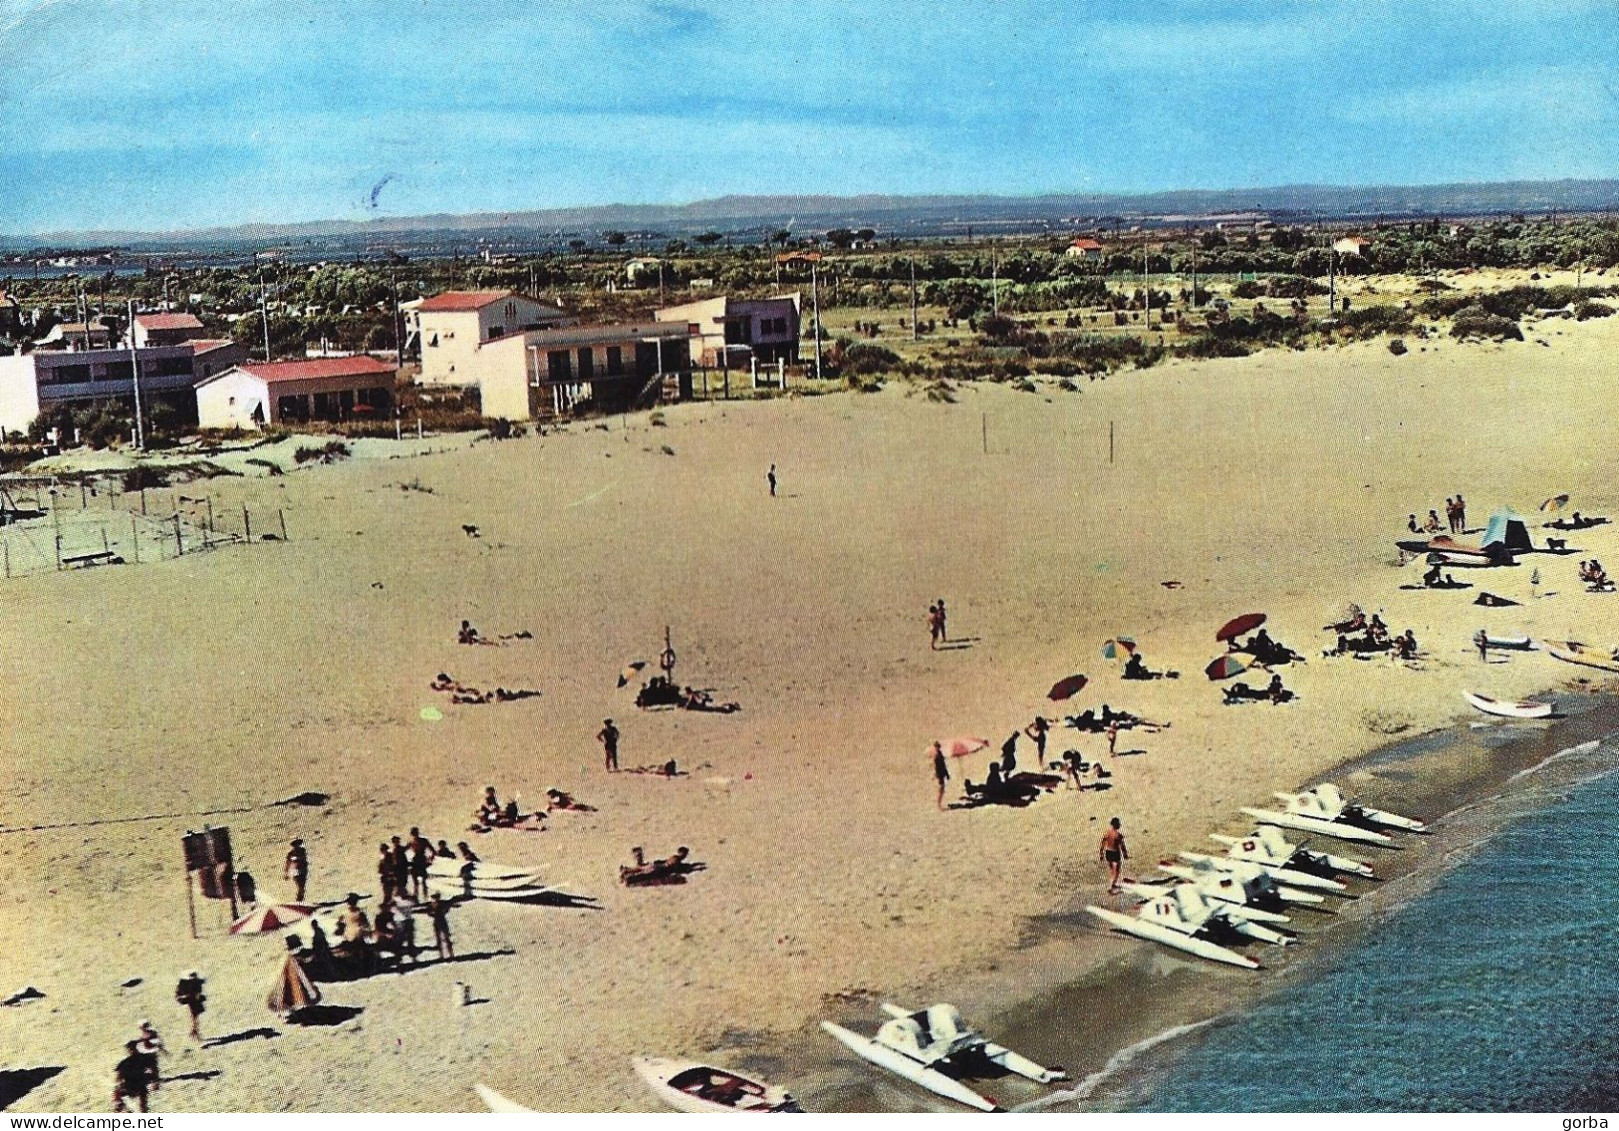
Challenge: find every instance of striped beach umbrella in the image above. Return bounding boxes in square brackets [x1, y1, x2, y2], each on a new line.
[230, 904, 315, 935]
[1100, 637, 1137, 660]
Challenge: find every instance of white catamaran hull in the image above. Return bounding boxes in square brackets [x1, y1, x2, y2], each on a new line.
[1156, 865, 1326, 906]
[820, 1021, 999, 1111]
[1463, 691, 1554, 720]
[1086, 905, 1261, 969]
[475, 1084, 535, 1113]
[1179, 851, 1347, 893]
[1209, 834, 1375, 879]
[1240, 808, 1393, 845]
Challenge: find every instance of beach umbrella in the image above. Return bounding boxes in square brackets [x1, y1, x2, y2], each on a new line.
[617, 660, 649, 688]
[1204, 655, 1250, 681]
[1046, 674, 1089, 701]
[936, 736, 990, 758]
[1100, 637, 1137, 660]
[230, 904, 315, 935]
[1216, 613, 1266, 642]
[1541, 494, 1570, 514]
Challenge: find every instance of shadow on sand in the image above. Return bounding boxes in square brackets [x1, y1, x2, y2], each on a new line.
[0, 1067, 64, 1110]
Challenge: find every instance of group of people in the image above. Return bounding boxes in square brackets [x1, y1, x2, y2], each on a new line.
[1322, 607, 1420, 661]
[931, 710, 1126, 810]
[1579, 559, 1614, 592]
[620, 846, 700, 886]
[431, 673, 541, 705]
[1407, 494, 1467, 535]
[1229, 628, 1304, 666]
[112, 1020, 170, 1113]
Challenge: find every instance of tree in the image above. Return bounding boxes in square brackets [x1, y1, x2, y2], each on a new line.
[695, 231, 723, 246]
[568, 239, 588, 253]
[664, 239, 689, 256]
[604, 231, 628, 246]
[772, 229, 792, 248]
[855, 228, 876, 244]
[826, 228, 856, 249]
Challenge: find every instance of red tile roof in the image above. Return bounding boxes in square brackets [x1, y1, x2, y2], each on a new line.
[134, 312, 204, 331]
[189, 339, 238, 355]
[417, 290, 516, 313]
[238, 356, 396, 385]
[1069, 238, 1104, 250]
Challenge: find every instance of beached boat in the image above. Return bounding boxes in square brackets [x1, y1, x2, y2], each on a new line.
[1241, 783, 1421, 844]
[1463, 691, 1555, 720]
[1121, 879, 1297, 934]
[1481, 633, 1535, 650]
[821, 1002, 1066, 1111]
[632, 1057, 802, 1113]
[1164, 855, 1330, 905]
[475, 1083, 535, 1112]
[1545, 640, 1619, 674]
[1086, 886, 1267, 969]
[1208, 827, 1372, 884]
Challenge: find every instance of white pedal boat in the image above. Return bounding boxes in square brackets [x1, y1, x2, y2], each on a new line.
[475, 1083, 535, 1112]
[1208, 826, 1373, 884]
[1162, 856, 1328, 906]
[632, 1056, 802, 1113]
[821, 1002, 1065, 1111]
[1464, 691, 1555, 720]
[1087, 885, 1278, 969]
[1242, 784, 1423, 844]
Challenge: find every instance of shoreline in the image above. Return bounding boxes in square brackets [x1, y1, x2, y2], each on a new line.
[779, 686, 1619, 1112]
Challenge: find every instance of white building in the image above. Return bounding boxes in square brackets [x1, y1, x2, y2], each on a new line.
[416, 290, 567, 385]
[195, 356, 396, 430]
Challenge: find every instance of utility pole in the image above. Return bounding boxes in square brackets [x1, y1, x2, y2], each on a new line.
[1327, 239, 1337, 316]
[126, 300, 146, 450]
[260, 277, 272, 362]
[811, 262, 822, 380]
[910, 259, 919, 342]
[1142, 239, 1150, 323]
[1190, 237, 1199, 308]
[991, 243, 999, 317]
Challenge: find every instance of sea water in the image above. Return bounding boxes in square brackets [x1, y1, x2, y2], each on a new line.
[1105, 739, 1619, 1112]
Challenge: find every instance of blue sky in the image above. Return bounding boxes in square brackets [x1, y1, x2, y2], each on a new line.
[2, 0, 1617, 234]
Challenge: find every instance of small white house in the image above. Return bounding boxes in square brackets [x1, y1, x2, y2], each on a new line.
[196, 356, 396, 430]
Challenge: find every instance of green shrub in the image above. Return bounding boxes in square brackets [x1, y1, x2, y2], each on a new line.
[1450, 305, 1524, 341]
[1388, 338, 1409, 356]
[1575, 301, 1615, 321]
[293, 440, 351, 464]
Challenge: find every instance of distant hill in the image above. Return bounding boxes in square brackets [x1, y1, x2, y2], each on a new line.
[8, 179, 1619, 252]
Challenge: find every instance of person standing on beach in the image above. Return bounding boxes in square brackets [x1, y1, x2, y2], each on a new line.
[1456, 494, 1467, 532]
[927, 602, 942, 650]
[1106, 721, 1120, 758]
[1444, 497, 1457, 534]
[598, 718, 620, 772]
[1000, 731, 1019, 777]
[377, 843, 396, 904]
[408, 827, 435, 901]
[936, 599, 948, 643]
[393, 836, 411, 896]
[113, 1041, 151, 1113]
[767, 464, 777, 498]
[174, 972, 206, 1040]
[1100, 818, 1129, 894]
[1475, 629, 1490, 663]
[1025, 716, 1050, 766]
[284, 838, 308, 903]
[427, 893, 454, 960]
[931, 742, 950, 809]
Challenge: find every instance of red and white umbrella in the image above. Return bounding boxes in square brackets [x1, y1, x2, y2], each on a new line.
[230, 903, 315, 935]
[934, 736, 991, 758]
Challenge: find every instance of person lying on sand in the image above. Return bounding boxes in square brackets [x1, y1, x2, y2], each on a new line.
[620, 845, 703, 885]
[457, 620, 481, 645]
[545, 788, 596, 812]
[492, 687, 541, 701]
[621, 759, 684, 777]
[1324, 632, 1392, 657]
[1323, 607, 1367, 634]
[1223, 676, 1294, 705]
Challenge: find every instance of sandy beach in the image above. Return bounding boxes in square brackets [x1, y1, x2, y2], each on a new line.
[6, 311, 1619, 1112]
